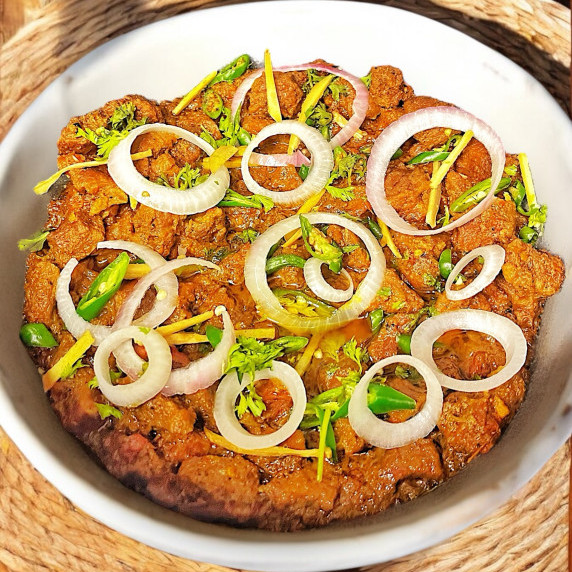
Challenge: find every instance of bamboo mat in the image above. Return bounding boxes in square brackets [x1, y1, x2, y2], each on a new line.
[0, 1, 570, 571]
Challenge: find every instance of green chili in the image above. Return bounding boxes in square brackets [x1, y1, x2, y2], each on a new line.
[209, 54, 251, 86]
[450, 177, 511, 213]
[396, 333, 412, 354]
[366, 218, 383, 240]
[299, 215, 343, 273]
[218, 189, 274, 211]
[202, 89, 223, 119]
[298, 164, 310, 180]
[391, 148, 403, 160]
[272, 287, 334, 317]
[407, 150, 449, 165]
[206, 325, 223, 348]
[76, 252, 130, 321]
[438, 248, 453, 279]
[265, 254, 306, 275]
[19, 323, 58, 348]
[519, 225, 538, 243]
[368, 309, 385, 336]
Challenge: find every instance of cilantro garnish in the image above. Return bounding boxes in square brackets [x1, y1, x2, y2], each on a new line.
[18, 229, 50, 252]
[157, 164, 208, 190]
[95, 403, 123, 420]
[342, 338, 368, 373]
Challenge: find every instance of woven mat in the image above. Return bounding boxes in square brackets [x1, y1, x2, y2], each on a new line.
[0, 0, 570, 570]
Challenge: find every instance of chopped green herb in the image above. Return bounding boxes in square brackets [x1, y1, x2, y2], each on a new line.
[60, 358, 86, 380]
[328, 78, 349, 101]
[273, 287, 334, 318]
[157, 164, 208, 190]
[305, 102, 332, 139]
[95, 403, 123, 420]
[218, 189, 274, 212]
[18, 229, 50, 252]
[235, 382, 266, 418]
[378, 286, 392, 298]
[342, 338, 368, 373]
[226, 336, 308, 382]
[361, 72, 372, 88]
[76, 102, 147, 159]
[237, 229, 259, 243]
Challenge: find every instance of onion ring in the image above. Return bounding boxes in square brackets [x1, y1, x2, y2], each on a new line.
[162, 306, 236, 396]
[93, 325, 172, 407]
[445, 245, 505, 301]
[348, 355, 443, 449]
[231, 63, 369, 148]
[241, 120, 333, 206]
[244, 213, 384, 334]
[303, 257, 354, 303]
[250, 150, 310, 168]
[107, 123, 229, 215]
[113, 256, 219, 379]
[213, 361, 307, 450]
[410, 309, 527, 392]
[366, 107, 505, 235]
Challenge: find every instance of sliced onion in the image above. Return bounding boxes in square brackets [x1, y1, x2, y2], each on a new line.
[410, 309, 527, 392]
[93, 325, 172, 407]
[445, 245, 505, 301]
[231, 63, 369, 148]
[213, 361, 307, 450]
[55, 258, 111, 345]
[98, 240, 178, 329]
[107, 123, 229, 215]
[241, 120, 333, 206]
[348, 355, 443, 449]
[55, 240, 178, 346]
[250, 150, 310, 167]
[113, 256, 219, 378]
[303, 257, 354, 303]
[366, 107, 505, 235]
[244, 213, 384, 334]
[162, 306, 236, 396]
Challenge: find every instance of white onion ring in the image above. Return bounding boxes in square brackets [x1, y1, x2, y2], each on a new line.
[410, 309, 527, 392]
[244, 213, 384, 334]
[55, 258, 111, 346]
[303, 257, 354, 303]
[241, 120, 333, 206]
[348, 355, 443, 449]
[213, 361, 307, 450]
[55, 240, 178, 346]
[113, 256, 219, 378]
[366, 107, 505, 235]
[162, 306, 236, 396]
[445, 245, 505, 301]
[231, 63, 369, 148]
[93, 326, 172, 407]
[107, 123, 229, 215]
[250, 150, 310, 168]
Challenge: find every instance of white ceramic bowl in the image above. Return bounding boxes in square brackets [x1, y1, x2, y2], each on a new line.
[0, 2, 570, 570]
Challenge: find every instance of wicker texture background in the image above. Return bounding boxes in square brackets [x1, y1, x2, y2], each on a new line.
[0, 1, 570, 571]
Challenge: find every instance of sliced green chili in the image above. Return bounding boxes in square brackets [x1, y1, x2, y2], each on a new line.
[438, 249, 453, 279]
[76, 252, 130, 321]
[206, 325, 223, 348]
[407, 150, 450, 165]
[298, 164, 310, 180]
[391, 148, 403, 160]
[272, 287, 334, 317]
[450, 177, 511, 213]
[209, 54, 251, 86]
[299, 215, 343, 273]
[367, 383, 416, 414]
[265, 254, 306, 275]
[519, 225, 538, 243]
[396, 333, 412, 355]
[368, 309, 385, 336]
[366, 218, 383, 240]
[19, 323, 58, 348]
[202, 89, 223, 119]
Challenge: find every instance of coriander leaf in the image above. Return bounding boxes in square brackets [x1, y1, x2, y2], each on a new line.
[95, 403, 123, 420]
[235, 382, 266, 418]
[342, 338, 368, 373]
[328, 78, 349, 101]
[206, 325, 223, 348]
[18, 229, 50, 252]
[60, 358, 86, 379]
[157, 164, 208, 190]
[237, 229, 259, 243]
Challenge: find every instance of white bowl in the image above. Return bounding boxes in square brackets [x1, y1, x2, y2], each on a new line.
[0, 2, 570, 570]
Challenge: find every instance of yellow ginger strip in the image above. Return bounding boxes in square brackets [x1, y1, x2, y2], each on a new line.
[164, 327, 276, 346]
[288, 74, 334, 153]
[172, 69, 217, 116]
[426, 130, 473, 227]
[124, 261, 210, 280]
[264, 49, 282, 122]
[332, 111, 366, 140]
[203, 145, 238, 173]
[155, 311, 214, 336]
[377, 217, 402, 259]
[295, 332, 324, 376]
[282, 189, 326, 248]
[205, 428, 330, 459]
[518, 153, 537, 210]
[42, 330, 94, 392]
[34, 150, 152, 195]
